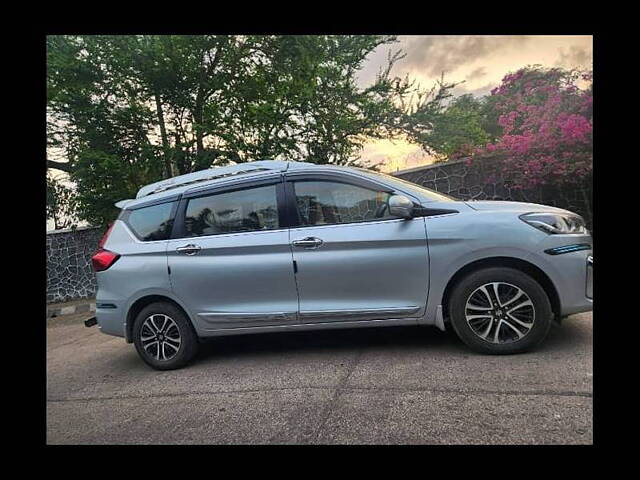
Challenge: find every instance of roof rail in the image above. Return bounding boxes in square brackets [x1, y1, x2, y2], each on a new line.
[135, 161, 288, 199]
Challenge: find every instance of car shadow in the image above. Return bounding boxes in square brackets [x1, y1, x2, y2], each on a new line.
[194, 315, 591, 363]
[537, 316, 592, 352]
[196, 325, 457, 361]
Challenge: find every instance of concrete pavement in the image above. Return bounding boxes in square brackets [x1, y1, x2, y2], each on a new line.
[46, 312, 592, 444]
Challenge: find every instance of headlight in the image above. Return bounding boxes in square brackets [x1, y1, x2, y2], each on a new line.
[520, 212, 588, 234]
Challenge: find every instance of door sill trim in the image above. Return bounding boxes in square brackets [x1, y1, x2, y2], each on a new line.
[200, 317, 419, 336]
[300, 306, 420, 322]
[198, 311, 298, 327]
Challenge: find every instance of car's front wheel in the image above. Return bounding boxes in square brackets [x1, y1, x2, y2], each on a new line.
[132, 302, 199, 370]
[448, 267, 553, 354]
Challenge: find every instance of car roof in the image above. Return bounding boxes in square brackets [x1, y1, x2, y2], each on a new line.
[117, 160, 359, 210]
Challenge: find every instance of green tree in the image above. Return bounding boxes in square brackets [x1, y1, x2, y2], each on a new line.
[403, 92, 499, 161]
[47, 35, 456, 227]
[46, 175, 79, 230]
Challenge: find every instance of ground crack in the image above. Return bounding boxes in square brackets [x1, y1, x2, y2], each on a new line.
[47, 386, 593, 404]
[310, 348, 365, 442]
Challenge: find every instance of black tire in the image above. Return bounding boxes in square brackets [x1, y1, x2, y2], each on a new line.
[448, 267, 553, 355]
[132, 301, 199, 370]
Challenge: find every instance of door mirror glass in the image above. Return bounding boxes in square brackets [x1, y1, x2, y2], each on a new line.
[388, 195, 414, 219]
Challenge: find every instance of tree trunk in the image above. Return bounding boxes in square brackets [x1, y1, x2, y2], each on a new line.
[192, 42, 222, 172]
[47, 159, 72, 173]
[193, 87, 207, 172]
[174, 131, 189, 176]
[154, 93, 175, 178]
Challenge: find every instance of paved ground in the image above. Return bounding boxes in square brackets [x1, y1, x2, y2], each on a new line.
[47, 298, 95, 318]
[47, 312, 592, 444]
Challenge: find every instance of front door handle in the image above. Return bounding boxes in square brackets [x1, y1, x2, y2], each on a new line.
[176, 244, 201, 255]
[291, 237, 324, 249]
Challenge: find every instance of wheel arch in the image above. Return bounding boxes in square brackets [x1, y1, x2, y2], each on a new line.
[440, 256, 561, 322]
[125, 294, 196, 343]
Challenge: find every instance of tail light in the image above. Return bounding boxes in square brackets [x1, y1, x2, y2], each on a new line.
[91, 249, 120, 272]
[91, 222, 120, 272]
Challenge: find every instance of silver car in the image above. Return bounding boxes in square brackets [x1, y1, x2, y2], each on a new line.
[91, 160, 593, 370]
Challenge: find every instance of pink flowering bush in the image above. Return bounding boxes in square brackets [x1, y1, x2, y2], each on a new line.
[473, 66, 592, 190]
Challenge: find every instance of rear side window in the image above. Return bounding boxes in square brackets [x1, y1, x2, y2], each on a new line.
[126, 202, 176, 241]
[184, 184, 280, 237]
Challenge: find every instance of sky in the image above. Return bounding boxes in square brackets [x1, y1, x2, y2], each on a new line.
[356, 35, 593, 172]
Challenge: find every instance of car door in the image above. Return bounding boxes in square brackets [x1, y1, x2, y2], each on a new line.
[285, 172, 430, 324]
[167, 176, 299, 332]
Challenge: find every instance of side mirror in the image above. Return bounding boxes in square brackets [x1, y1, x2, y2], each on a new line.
[388, 194, 414, 219]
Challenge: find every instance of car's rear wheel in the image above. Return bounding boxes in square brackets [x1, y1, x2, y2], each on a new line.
[132, 302, 199, 370]
[448, 267, 553, 354]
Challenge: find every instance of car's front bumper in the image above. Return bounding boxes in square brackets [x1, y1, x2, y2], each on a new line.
[530, 235, 593, 317]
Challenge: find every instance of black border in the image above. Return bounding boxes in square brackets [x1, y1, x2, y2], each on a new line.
[34, 29, 614, 456]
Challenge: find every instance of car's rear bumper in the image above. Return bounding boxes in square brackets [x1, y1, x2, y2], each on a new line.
[95, 301, 126, 338]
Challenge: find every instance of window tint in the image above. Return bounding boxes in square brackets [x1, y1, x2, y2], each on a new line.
[184, 185, 279, 237]
[353, 168, 456, 202]
[127, 202, 175, 241]
[293, 181, 394, 226]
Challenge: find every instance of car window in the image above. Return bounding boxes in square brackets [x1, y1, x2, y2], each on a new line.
[352, 168, 456, 202]
[184, 184, 280, 237]
[293, 181, 394, 226]
[127, 202, 175, 241]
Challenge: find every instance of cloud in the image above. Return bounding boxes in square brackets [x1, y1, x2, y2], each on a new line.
[399, 35, 530, 78]
[555, 45, 592, 68]
[466, 66, 487, 81]
[359, 137, 434, 172]
[450, 82, 496, 99]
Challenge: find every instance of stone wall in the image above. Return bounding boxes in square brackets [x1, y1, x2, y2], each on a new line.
[47, 226, 103, 303]
[393, 157, 593, 230]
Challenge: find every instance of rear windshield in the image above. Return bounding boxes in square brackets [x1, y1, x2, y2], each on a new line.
[125, 201, 176, 241]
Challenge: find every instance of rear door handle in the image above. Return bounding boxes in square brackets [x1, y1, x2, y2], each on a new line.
[176, 244, 201, 255]
[291, 237, 323, 249]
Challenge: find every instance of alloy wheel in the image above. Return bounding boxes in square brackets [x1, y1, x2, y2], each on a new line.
[465, 282, 535, 344]
[140, 314, 182, 361]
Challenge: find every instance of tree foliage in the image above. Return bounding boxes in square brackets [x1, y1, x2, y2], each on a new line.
[47, 35, 456, 227]
[407, 93, 498, 160]
[46, 175, 79, 230]
[471, 66, 593, 189]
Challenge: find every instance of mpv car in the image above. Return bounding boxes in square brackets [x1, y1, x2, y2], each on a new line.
[91, 160, 593, 370]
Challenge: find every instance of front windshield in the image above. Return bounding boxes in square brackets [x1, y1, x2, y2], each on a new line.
[355, 168, 457, 202]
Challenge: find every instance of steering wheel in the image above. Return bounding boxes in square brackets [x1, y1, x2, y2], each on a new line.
[374, 203, 388, 218]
